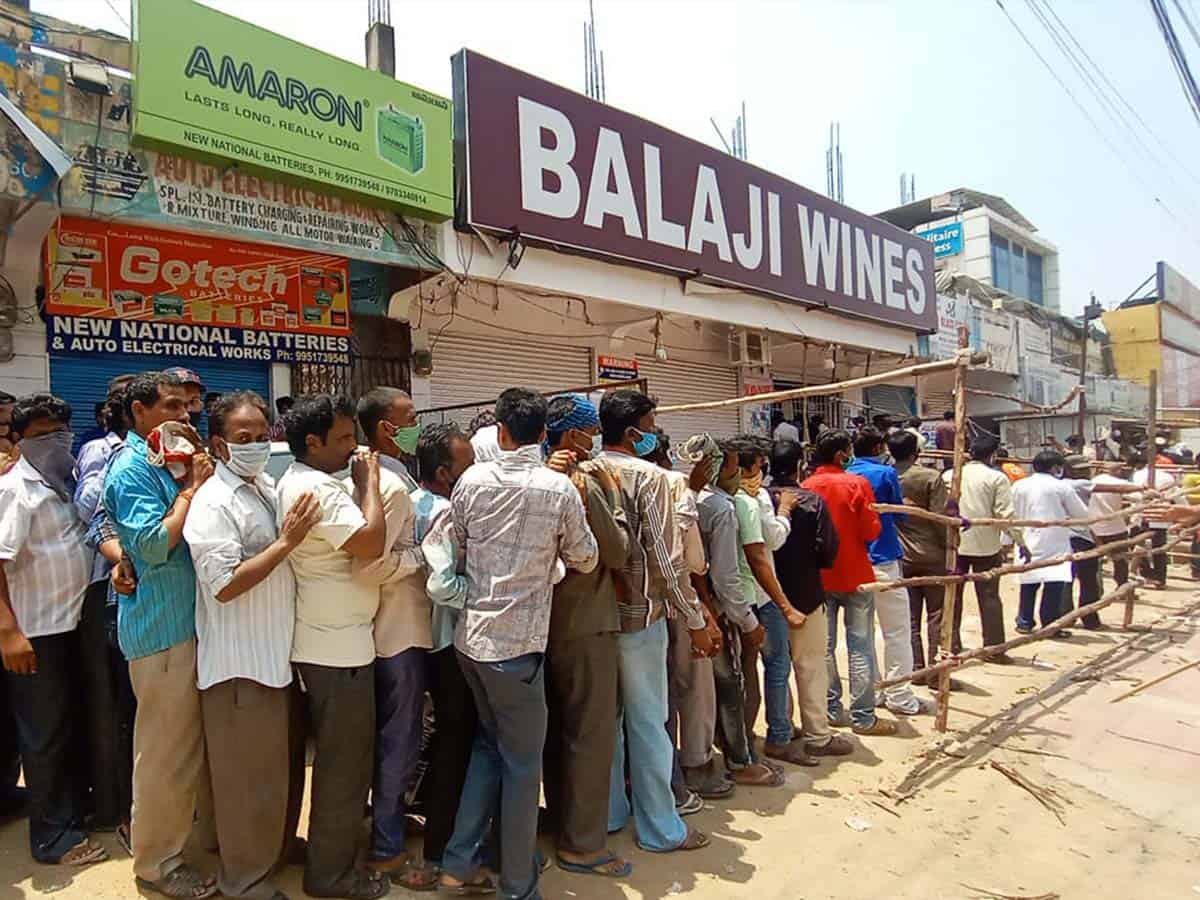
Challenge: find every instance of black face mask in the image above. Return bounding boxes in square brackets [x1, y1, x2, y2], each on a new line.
[189, 411, 204, 429]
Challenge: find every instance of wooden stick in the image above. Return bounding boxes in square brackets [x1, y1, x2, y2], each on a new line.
[936, 327, 971, 732]
[1128, 369, 1158, 628]
[965, 384, 1082, 414]
[960, 884, 1060, 900]
[655, 351, 989, 413]
[1109, 658, 1200, 703]
[872, 485, 1187, 530]
[989, 761, 1066, 825]
[877, 579, 1142, 688]
[859, 530, 1151, 592]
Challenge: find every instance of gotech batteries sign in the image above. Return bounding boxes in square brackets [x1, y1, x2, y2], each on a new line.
[132, 0, 452, 218]
[44, 216, 352, 365]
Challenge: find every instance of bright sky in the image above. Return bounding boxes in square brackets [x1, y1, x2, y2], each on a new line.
[35, 0, 1200, 317]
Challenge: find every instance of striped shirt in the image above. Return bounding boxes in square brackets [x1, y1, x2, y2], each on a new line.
[596, 452, 703, 632]
[0, 457, 91, 638]
[103, 431, 197, 660]
[413, 488, 464, 653]
[184, 462, 296, 690]
[450, 445, 598, 662]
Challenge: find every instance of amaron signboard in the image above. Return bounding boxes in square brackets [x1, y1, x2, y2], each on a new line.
[132, 0, 453, 217]
[452, 49, 935, 333]
[45, 216, 351, 365]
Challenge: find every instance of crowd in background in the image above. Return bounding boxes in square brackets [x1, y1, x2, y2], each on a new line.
[0, 376, 1192, 900]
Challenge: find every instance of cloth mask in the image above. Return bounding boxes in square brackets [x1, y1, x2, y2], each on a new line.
[679, 433, 724, 486]
[840, 453, 856, 470]
[631, 429, 658, 457]
[591, 433, 603, 455]
[226, 441, 271, 479]
[390, 424, 421, 455]
[19, 430, 76, 501]
[718, 469, 742, 495]
[189, 410, 204, 429]
[146, 421, 199, 480]
[741, 471, 764, 496]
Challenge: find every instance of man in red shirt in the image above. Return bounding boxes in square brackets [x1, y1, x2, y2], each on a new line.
[802, 430, 896, 737]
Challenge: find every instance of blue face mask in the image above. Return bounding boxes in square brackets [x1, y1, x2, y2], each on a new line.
[632, 429, 658, 457]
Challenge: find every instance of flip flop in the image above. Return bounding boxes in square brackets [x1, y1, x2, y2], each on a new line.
[135, 866, 218, 899]
[764, 742, 820, 767]
[636, 828, 710, 854]
[556, 852, 633, 877]
[437, 873, 497, 895]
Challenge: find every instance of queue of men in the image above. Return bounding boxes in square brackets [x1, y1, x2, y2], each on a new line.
[0, 377, 1183, 900]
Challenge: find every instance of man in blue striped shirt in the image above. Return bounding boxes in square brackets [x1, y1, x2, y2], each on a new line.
[103, 371, 218, 900]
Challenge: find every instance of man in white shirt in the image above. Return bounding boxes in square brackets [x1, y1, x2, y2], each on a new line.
[1012, 451, 1090, 637]
[276, 395, 389, 900]
[1133, 453, 1176, 589]
[1089, 463, 1136, 591]
[439, 389, 598, 898]
[185, 391, 321, 900]
[0, 394, 102, 868]
[354, 387, 432, 885]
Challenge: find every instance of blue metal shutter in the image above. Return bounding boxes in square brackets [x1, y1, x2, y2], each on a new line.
[50, 352, 271, 445]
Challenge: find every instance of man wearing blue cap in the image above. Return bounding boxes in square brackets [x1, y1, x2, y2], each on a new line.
[542, 395, 633, 878]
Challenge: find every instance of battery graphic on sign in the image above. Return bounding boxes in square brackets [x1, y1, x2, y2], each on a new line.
[377, 106, 425, 174]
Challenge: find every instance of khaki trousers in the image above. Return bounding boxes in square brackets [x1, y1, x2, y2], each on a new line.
[790, 604, 834, 748]
[201, 678, 291, 899]
[128, 638, 206, 882]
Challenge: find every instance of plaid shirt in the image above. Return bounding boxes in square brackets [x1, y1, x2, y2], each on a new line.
[595, 452, 704, 632]
[451, 445, 598, 662]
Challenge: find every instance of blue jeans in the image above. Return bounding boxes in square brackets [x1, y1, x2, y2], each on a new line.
[607, 619, 688, 851]
[755, 603, 794, 746]
[1017, 582, 1066, 631]
[825, 591, 878, 728]
[443, 652, 547, 900]
[371, 647, 428, 861]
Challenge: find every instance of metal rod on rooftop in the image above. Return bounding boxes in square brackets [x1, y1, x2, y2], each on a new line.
[741, 100, 747, 158]
[584, 23, 592, 96]
[600, 50, 606, 101]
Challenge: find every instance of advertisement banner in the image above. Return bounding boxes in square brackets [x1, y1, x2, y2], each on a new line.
[132, 0, 452, 217]
[55, 121, 440, 268]
[45, 216, 352, 342]
[929, 293, 967, 359]
[597, 354, 639, 380]
[452, 50, 935, 333]
[917, 221, 964, 258]
[740, 371, 775, 437]
[975, 307, 1019, 376]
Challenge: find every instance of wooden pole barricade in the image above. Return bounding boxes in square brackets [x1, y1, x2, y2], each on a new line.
[1127, 369, 1158, 628]
[936, 328, 971, 732]
[655, 352, 989, 414]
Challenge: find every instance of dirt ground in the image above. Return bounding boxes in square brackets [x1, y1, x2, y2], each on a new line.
[3, 568, 1200, 900]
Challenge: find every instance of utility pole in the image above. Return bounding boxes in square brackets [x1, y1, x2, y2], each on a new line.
[1079, 293, 1104, 445]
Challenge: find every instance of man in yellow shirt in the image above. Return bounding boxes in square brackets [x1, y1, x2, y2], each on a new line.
[1183, 465, 1200, 580]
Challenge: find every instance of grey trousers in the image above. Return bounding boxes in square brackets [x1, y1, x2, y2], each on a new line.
[544, 633, 618, 855]
[667, 614, 716, 770]
[201, 678, 291, 899]
[295, 662, 375, 896]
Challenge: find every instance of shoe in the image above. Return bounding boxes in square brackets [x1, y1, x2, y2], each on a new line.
[675, 791, 704, 816]
[806, 734, 855, 757]
[852, 718, 898, 736]
[683, 762, 735, 800]
[827, 710, 852, 728]
[889, 697, 935, 716]
[1048, 629, 1073, 640]
[1015, 624, 1033, 635]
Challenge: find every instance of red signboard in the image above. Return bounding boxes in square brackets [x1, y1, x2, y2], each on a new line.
[597, 354, 639, 380]
[452, 49, 936, 333]
[45, 215, 351, 335]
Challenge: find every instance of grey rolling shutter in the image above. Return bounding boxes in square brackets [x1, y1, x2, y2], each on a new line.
[638, 357, 740, 443]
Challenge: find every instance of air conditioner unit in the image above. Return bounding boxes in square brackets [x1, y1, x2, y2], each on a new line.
[728, 330, 771, 367]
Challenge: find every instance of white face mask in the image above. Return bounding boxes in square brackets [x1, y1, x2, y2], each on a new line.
[591, 432, 604, 455]
[225, 441, 271, 479]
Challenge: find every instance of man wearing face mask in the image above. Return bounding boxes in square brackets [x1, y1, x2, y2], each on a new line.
[411, 424, 476, 878]
[275, 394, 389, 900]
[358, 386, 420, 491]
[354, 388, 432, 886]
[541, 394, 634, 878]
[0, 390, 17, 474]
[0, 394, 106, 867]
[182, 391, 322, 900]
[596, 390, 709, 855]
[163, 367, 207, 432]
[802, 430, 894, 737]
[103, 370, 217, 899]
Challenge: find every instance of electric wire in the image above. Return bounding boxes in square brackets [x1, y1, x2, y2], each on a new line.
[1148, 0, 1200, 124]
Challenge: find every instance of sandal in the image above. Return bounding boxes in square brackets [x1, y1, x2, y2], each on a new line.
[135, 865, 218, 899]
[556, 851, 633, 877]
[115, 822, 132, 857]
[438, 872, 497, 895]
[57, 837, 108, 867]
[306, 868, 389, 900]
[764, 741, 820, 767]
[637, 828, 710, 854]
[731, 763, 785, 787]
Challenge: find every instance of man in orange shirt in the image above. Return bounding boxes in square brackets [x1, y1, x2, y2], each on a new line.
[802, 431, 895, 737]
